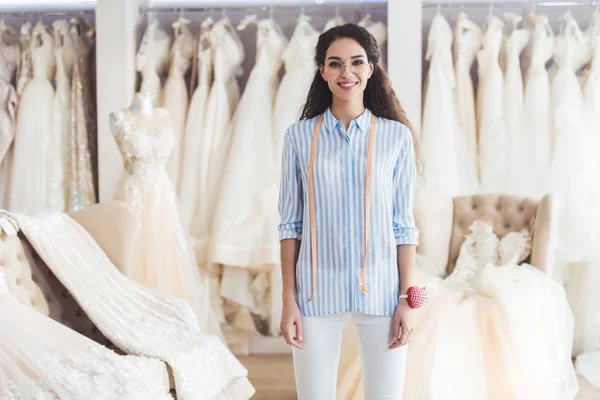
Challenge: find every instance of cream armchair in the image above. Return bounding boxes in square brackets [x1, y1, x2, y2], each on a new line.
[414, 190, 558, 277]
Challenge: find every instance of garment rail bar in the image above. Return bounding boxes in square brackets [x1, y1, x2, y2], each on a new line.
[422, 1, 596, 9]
[140, 3, 387, 14]
[0, 10, 95, 18]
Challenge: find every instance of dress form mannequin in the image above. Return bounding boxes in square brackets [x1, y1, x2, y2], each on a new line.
[129, 91, 155, 116]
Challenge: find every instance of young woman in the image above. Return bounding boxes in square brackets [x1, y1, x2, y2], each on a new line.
[278, 23, 421, 400]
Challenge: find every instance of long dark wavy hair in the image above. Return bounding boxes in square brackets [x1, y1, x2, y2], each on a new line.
[300, 23, 422, 175]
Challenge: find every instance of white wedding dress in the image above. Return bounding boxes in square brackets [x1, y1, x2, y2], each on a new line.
[136, 19, 170, 106]
[210, 18, 287, 267]
[2, 211, 255, 399]
[453, 12, 482, 185]
[110, 107, 222, 341]
[569, 12, 600, 389]
[192, 17, 244, 265]
[0, 23, 17, 210]
[402, 218, 579, 400]
[502, 14, 530, 195]
[335, 218, 579, 399]
[0, 269, 172, 400]
[477, 16, 507, 193]
[522, 14, 555, 198]
[162, 17, 193, 190]
[48, 19, 75, 212]
[179, 17, 214, 231]
[549, 15, 596, 263]
[8, 22, 56, 213]
[420, 13, 475, 196]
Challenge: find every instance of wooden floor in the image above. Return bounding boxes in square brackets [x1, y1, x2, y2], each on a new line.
[239, 354, 600, 400]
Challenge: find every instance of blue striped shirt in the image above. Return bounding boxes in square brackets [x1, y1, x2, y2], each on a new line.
[278, 107, 419, 318]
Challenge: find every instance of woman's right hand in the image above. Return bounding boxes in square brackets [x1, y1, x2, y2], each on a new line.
[280, 297, 304, 349]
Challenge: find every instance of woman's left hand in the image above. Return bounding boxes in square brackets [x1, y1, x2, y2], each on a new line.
[389, 299, 414, 349]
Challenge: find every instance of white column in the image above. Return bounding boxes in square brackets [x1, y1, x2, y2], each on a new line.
[96, 0, 142, 201]
[387, 0, 422, 135]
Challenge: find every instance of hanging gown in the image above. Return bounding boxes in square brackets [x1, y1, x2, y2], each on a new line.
[420, 14, 474, 196]
[0, 25, 17, 209]
[522, 14, 555, 198]
[192, 17, 245, 264]
[136, 19, 170, 106]
[358, 14, 388, 50]
[502, 16, 530, 195]
[569, 12, 600, 389]
[271, 15, 318, 337]
[401, 218, 579, 399]
[323, 16, 345, 32]
[477, 16, 507, 193]
[549, 15, 596, 264]
[209, 19, 287, 348]
[179, 17, 214, 231]
[110, 107, 223, 342]
[210, 18, 287, 268]
[68, 20, 96, 211]
[8, 22, 55, 213]
[453, 12, 482, 185]
[162, 17, 193, 191]
[47, 20, 75, 212]
[15, 22, 32, 98]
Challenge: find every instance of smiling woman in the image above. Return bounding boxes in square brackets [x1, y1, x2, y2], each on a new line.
[278, 23, 421, 400]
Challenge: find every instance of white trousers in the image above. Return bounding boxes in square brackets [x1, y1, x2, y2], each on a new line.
[292, 312, 408, 400]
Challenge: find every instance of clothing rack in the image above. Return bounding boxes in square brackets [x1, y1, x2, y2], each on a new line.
[0, 10, 95, 18]
[140, 2, 386, 14]
[422, 1, 596, 9]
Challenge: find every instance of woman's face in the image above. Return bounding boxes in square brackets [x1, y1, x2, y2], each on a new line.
[320, 37, 374, 103]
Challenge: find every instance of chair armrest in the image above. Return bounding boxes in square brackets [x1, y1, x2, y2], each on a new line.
[530, 193, 557, 275]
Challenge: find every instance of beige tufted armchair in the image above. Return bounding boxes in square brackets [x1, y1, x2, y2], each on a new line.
[413, 190, 558, 277]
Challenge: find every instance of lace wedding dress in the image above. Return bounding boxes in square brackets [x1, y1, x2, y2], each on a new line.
[402, 218, 578, 399]
[336, 218, 579, 399]
[0, 268, 172, 399]
[3, 211, 255, 399]
[110, 107, 223, 342]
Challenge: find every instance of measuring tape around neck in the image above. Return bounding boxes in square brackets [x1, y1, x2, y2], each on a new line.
[307, 112, 377, 301]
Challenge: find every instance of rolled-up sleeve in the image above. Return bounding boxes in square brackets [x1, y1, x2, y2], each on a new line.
[393, 126, 419, 246]
[278, 131, 303, 241]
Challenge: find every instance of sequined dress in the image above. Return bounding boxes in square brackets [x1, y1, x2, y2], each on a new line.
[110, 107, 223, 341]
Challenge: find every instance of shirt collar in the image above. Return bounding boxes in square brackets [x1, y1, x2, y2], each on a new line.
[322, 107, 372, 134]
